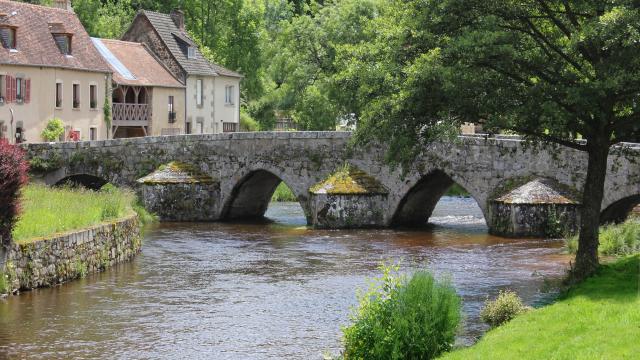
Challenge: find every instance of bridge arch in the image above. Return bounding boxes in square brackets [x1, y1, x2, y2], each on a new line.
[52, 173, 109, 190]
[601, 195, 640, 224]
[221, 168, 312, 222]
[390, 169, 488, 227]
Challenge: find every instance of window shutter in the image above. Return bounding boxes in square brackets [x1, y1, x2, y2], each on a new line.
[5, 76, 9, 102]
[25, 79, 30, 103]
[11, 76, 17, 102]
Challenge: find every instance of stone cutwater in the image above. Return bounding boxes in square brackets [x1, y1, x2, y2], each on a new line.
[309, 165, 388, 228]
[489, 178, 581, 237]
[137, 162, 220, 221]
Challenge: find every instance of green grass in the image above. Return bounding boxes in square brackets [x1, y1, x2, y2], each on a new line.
[271, 182, 297, 202]
[565, 219, 640, 256]
[440, 255, 640, 360]
[13, 184, 140, 243]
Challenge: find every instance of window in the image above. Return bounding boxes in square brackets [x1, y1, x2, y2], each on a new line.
[0, 75, 5, 103]
[0, 121, 4, 139]
[89, 127, 97, 141]
[168, 96, 174, 113]
[196, 79, 203, 106]
[0, 27, 16, 50]
[185, 121, 192, 134]
[187, 46, 195, 59]
[225, 85, 234, 105]
[55, 82, 63, 108]
[72, 83, 80, 108]
[89, 85, 97, 109]
[168, 96, 176, 123]
[15, 77, 22, 102]
[53, 34, 71, 55]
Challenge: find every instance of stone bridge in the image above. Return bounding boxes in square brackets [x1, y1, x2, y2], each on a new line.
[24, 132, 640, 237]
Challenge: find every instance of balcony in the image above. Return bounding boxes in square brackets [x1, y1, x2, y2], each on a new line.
[223, 122, 238, 133]
[112, 103, 150, 127]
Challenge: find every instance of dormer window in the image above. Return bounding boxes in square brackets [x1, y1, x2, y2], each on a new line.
[187, 46, 195, 59]
[53, 34, 72, 55]
[0, 26, 16, 50]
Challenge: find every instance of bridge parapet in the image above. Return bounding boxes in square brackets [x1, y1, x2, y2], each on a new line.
[22, 132, 640, 236]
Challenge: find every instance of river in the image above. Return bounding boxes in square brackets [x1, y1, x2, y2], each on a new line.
[0, 197, 569, 359]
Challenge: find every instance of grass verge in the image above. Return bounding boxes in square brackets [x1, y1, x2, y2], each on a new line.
[271, 182, 297, 202]
[13, 184, 154, 243]
[440, 255, 640, 360]
[565, 219, 640, 256]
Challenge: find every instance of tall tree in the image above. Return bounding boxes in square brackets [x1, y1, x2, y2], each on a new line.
[351, 0, 640, 279]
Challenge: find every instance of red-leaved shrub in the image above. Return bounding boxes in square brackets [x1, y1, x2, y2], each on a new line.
[0, 140, 29, 245]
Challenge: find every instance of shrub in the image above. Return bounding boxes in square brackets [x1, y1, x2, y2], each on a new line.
[240, 109, 260, 131]
[565, 219, 640, 257]
[0, 140, 29, 245]
[342, 264, 461, 360]
[480, 290, 531, 328]
[41, 118, 65, 142]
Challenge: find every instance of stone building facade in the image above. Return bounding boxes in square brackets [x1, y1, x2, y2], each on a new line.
[122, 10, 242, 135]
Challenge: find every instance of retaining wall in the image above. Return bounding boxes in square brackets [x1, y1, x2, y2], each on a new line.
[4, 214, 141, 293]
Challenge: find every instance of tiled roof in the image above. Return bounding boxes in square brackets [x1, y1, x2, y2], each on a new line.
[137, 10, 242, 78]
[93, 38, 184, 88]
[0, 0, 110, 73]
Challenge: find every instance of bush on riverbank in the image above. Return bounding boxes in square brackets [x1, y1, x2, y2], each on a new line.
[440, 255, 640, 359]
[342, 264, 461, 360]
[13, 184, 151, 243]
[271, 182, 297, 202]
[480, 290, 531, 328]
[565, 219, 640, 256]
[0, 140, 29, 245]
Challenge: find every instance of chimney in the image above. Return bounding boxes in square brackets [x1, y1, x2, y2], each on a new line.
[171, 9, 185, 30]
[52, 0, 74, 12]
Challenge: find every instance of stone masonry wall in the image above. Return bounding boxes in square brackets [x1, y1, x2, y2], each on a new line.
[22, 132, 640, 232]
[4, 214, 141, 293]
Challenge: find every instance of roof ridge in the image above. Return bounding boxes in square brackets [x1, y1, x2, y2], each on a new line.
[0, 0, 73, 13]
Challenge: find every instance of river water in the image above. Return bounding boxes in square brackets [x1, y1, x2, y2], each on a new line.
[0, 197, 569, 359]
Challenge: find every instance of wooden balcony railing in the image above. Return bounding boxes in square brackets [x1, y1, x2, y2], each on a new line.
[112, 103, 150, 126]
[223, 122, 238, 133]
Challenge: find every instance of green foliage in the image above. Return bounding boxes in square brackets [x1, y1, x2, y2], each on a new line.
[271, 182, 296, 202]
[566, 219, 640, 257]
[445, 184, 470, 197]
[480, 290, 531, 328]
[40, 118, 65, 142]
[73, 0, 135, 38]
[0, 271, 8, 294]
[240, 109, 260, 131]
[342, 263, 461, 360]
[29, 152, 63, 173]
[442, 256, 640, 359]
[12, 184, 136, 243]
[74, 259, 88, 278]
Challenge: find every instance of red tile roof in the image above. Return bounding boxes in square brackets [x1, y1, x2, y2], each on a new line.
[94, 38, 184, 88]
[0, 0, 110, 73]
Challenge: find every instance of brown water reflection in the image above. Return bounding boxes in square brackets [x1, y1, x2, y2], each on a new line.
[0, 197, 570, 359]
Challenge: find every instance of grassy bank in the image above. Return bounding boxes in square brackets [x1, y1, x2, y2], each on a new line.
[565, 219, 640, 256]
[440, 255, 640, 359]
[271, 182, 297, 202]
[13, 184, 150, 243]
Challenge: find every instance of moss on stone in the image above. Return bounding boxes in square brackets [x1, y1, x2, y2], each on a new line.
[310, 164, 388, 195]
[137, 161, 217, 185]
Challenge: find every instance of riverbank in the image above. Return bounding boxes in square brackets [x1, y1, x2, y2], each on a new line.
[13, 184, 146, 243]
[2, 184, 153, 294]
[441, 254, 640, 359]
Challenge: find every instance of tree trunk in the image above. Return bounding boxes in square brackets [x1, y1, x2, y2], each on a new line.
[573, 140, 610, 280]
